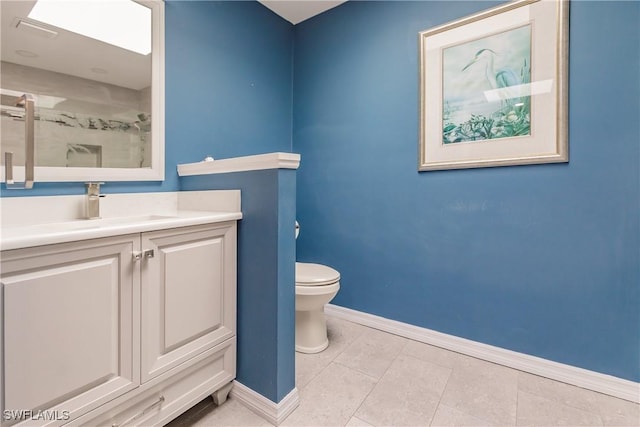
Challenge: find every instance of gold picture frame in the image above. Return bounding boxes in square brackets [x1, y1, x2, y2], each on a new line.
[419, 0, 569, 171]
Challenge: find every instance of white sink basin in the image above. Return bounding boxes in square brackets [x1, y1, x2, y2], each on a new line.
[43, 215, 178, 231]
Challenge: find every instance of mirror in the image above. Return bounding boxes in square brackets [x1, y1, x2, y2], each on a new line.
[0, 0, 164, 182]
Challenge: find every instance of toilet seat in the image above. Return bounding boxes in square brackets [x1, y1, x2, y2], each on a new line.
[296, 281, 340, 296]
[296, 262, 340, 286]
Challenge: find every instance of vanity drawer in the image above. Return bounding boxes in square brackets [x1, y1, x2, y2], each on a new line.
[73, 338, 236, 427]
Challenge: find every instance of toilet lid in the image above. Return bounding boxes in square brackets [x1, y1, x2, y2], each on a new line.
[296, 262, 340, 286]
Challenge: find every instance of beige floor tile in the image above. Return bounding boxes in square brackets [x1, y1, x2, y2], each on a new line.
[167, 396, 274, 427]
[326, 317, 370, 355]
[282, 362, 377, 427]
[296, 317, 369, 390]
[595, 393, 640, 427]
[345, 415, 374, 426]
[167, 319, 637, 427]
[334, 327, 409, 379]
[296, 352, 331, 393]
[402, 340, 475, 370]
[430, 404, 495, 426]
[439, 356, 519, 425]
[355, 354, 451, 427]
[518, 372, 603, 414]
[516, 390, 604, 426]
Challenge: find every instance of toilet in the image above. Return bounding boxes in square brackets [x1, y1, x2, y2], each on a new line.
[295, 262, 340, 353]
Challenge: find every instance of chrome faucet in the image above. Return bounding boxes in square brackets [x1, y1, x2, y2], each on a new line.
[4, 94, 35, 189]
[86, 182, 105, 219]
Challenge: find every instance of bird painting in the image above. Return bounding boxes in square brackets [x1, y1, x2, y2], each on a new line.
[442, 25, 531, 144]
[463, 49, 520, 96]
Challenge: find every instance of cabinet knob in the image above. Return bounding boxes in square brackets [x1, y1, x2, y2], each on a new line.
[133, 250, 154, 261]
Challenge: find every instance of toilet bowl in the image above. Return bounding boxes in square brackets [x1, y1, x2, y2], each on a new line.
[295, 262, 340, 353]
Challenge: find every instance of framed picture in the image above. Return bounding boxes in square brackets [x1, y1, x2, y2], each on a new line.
[419, 0, 569, 171]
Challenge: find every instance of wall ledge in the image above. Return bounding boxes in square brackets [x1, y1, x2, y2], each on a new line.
[177, 152, 300, 176]
[325, 304, 640, 403]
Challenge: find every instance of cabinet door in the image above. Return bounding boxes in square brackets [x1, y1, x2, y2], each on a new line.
[0, 236, 139, 426]
[141, 222, 236, 382]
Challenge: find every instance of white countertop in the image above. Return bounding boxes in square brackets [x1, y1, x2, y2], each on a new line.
[1, 210, 242, 251]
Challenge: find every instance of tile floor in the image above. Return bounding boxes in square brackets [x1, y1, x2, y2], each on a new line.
[168, 316, 640, 427]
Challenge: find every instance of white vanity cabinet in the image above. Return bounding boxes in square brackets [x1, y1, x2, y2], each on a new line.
[0, 221, 237, 427]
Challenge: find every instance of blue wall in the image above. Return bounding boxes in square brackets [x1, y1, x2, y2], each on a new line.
[165, 1, 293, 166]
[1, 0, 293, 197]
[293, 1, 640, 382]
[3, 0, 638, 385]
[181, 170, 296, 403]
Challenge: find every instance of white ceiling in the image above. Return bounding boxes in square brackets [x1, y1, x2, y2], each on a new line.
[259, 0, 347, 25]
[1, 0, 344, 95]
[1, 1, 150, 91]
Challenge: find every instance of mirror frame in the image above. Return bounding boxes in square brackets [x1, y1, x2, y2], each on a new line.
[0, 0, 164, 183]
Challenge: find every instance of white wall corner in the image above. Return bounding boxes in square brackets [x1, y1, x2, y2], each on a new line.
[230, 381, 299, 425]
[177, 152, 301, 176]
[325, 304, 640, 404]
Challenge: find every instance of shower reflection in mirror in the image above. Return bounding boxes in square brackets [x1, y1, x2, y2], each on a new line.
[0, 0, 153, 170]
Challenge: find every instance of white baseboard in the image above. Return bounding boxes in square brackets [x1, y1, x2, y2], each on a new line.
[230, 381, 300, 425]
[325, 304, 640, 403]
